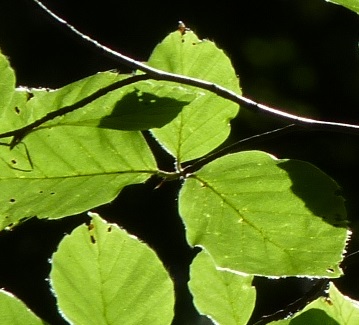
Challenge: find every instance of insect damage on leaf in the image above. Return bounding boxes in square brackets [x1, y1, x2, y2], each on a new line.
[87, 223, 96, 244]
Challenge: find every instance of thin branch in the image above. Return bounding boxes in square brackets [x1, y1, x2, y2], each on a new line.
[252, 279, 330, 325]
[31, 0, 359, 136]
[0, 74, 149, 145]
[183, 124, 298, 173]
[20, 4, 354, 323]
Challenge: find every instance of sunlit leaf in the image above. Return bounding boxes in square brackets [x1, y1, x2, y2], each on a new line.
[0, 126, 157, 229]
[50, 213, 174, 325]
[325, 0, 359, 14]
[0, 289, 47, 325]
[0, 52, 30, 133]
[148, 30, 241, 162]
[0, 53, 169, 229]
[189, 250, 256, 325]
[179, 151, 349, 276]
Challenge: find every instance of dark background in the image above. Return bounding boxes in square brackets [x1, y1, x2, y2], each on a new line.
[0, 0, 359, 324]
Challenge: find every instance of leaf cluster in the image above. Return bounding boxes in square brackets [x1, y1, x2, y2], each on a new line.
[0, 0, 359, 324]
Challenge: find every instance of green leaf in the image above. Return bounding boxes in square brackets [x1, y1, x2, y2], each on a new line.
[0, 289, 47, 325]
[50, 213, 174, 325]
[0, 51, 15, 109]
[189, 250, 256, 325]
[179, 151, 348, 277]
[0, 126, 157, 229]
[20, 72, 128, 125]
[148, 30, 241, 162]
[0, 58, 170, 229]
[325, 0, 359, 14]
[0, 52, 31, 133]
[270, 282, 359, 324]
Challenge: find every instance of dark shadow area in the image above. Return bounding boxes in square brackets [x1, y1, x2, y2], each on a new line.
[98, 90, 190, 130]
[277, 159, 347, 228]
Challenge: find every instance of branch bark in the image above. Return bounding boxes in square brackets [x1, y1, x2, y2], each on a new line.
[0, 74, 150, 146]
[252, 279, 330, 325]
[30, 0, 359, 136]
[28, 0, 359, 134]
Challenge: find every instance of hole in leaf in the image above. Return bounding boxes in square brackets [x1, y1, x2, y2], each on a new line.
[11, 159, 17, 164]
[14, 106, 20, 114]
[107, 226, 112, 232]
[324, 297, 333, 305]
[9, 198, 16, 203]
[5, 222, 14, 231]
[26, 91, 34, 101]
[90, 235, 96, 244]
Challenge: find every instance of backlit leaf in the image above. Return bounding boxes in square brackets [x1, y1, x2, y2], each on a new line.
[0, 289, 47, 325]
[0, 53, 171, 229]
[0, 127, 157, 229]
[189, 250, 256, 325]
[179, 151, 349, 276]
[50, 213, 174, 325]
[325, 0, 359, 14]
[0, 52, 30, 133]
[148, 30, 241, 162]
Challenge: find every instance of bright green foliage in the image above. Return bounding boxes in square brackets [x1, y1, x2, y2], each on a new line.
[0, 65, 169, 229]
[0, 53, 198, 229]
[325, 0, 359, 14]
[148, 30, 241, 162]
[179, 151, 348, 277]
[270, 283, 359, 324]
[0, 127, 156, 228]
[189, 250, 256, 325]
[0, 2, 356, 322]
[50, 213, 174, 325]
[0, 52, 31, 133]
[0, 289, 47, 325]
